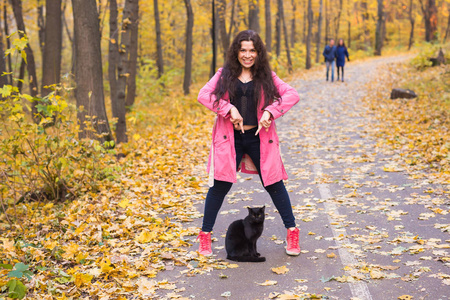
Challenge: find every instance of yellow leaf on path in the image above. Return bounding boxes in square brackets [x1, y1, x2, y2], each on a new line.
[227, 264, 239, 268]
[76, 252, 87, 263]
[74, 272, 93, 287]
[370, 269, 384, 279]
[257, 280, 278, 286]
[62, 243, 79, 260]
[271, 265, 289, 274]
[137, 277, 157, 296]
[278, 295, 300, 300]
[327, 252, 337, 258]
[56, 293, 70, 300]
[398, 295, 413, 300]
[1, 239, 16, 253]
[100, 258, 114, 274]
[136, 230, 157, 243]
[87, 268, 102, 277]
[118, 198, 130, 208]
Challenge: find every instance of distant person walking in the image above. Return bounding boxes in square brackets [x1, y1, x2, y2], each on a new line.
[322, 38, 337, 82]
[336, 39, 350, 82]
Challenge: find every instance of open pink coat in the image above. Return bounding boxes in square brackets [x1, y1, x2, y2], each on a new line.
[198, 68, 300, 187]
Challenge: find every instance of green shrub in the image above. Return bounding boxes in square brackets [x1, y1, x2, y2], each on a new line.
[0, 32, 118, 226]
[410, 43, 450, 70]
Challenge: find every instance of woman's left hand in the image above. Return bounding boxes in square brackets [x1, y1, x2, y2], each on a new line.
[255, 111, 272, 135]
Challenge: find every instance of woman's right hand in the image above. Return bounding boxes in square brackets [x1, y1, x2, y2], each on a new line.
[229, 106, 244, 133]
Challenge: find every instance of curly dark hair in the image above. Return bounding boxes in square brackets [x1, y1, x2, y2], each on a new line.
[211, 30, 280, 110]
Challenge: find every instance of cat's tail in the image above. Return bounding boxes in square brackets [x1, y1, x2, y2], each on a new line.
[227, 255, 266, 262]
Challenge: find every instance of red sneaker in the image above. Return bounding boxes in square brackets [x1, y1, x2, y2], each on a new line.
[197, 231, 212, 256]
[286, 228, 300, 256]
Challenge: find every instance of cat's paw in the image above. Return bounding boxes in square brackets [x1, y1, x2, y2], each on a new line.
[256, 252, 261, 257]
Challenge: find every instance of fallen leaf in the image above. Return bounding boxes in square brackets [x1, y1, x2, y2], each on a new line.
[256, 280, 278, 286]
[272, 265, 289, 274]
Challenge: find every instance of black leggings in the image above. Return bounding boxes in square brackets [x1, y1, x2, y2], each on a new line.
[201, 127, 296, 232]
[337, 66, 344, 79]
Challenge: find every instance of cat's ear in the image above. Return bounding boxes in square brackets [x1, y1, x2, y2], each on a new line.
[261, 206, 265, 212]
[247, 207, 252, 213]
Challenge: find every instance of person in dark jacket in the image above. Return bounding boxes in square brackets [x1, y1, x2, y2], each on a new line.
[336, 39, 350, 82]
[322, 39, 337, 82]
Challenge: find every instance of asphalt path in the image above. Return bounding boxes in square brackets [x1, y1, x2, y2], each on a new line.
[155, 56, 450, 300]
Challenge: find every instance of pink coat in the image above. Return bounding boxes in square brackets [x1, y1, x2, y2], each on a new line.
[198, 68, 300, 187]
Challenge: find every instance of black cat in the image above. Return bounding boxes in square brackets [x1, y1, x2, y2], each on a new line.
[225, 206, 266, 262]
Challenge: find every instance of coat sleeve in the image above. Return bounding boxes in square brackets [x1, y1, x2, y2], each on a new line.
[345, 48, 349, 60]
[198, 68, 234, 118]
[263, 72, 300, 120]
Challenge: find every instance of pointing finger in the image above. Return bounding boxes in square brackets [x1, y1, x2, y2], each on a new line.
[255, 124, 262, 136]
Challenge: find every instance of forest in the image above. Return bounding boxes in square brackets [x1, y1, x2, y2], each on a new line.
[0, 0, 449, 299]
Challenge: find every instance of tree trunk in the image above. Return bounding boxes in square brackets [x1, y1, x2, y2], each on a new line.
[41, 0, 62, 97]
[275, 3, 281, 57]
[374, 0, 384, 55]
[108, 0, 119, 138]
[278, 0, 292, 72]
[334, 0, 343, 39]
[210, 0, 217, 78]
[37, 0, 45, 60]
[315, 0, 323, 63]
[347, 20, 351, 48]
[61, 0, 75, 74]
[264, 0, 271, 53]
[233, 1, 244, 36]
[303, 0, 307, 43]
[227, 0, 236, 40]
[346, 0, 351, 47]
[248, 0, 260, 33]
[183, 0, 194, 95]
[305, 0, 313, 69]
[125, 2, 139, 108]
[154, 0, 164, 78]
[290, 0, 296, 47]
[324, 0, 329, 43]
[115, 0, 138, 144]
[11, 0, 39, 120]
[444, 6, 450, 42]
[361, 0, 370, 49]
[217, 0, 229, 58]
[419, 0, 438, 42]
[3, 0, 12, 84]
[72, 0, 112, 142]
[0, 10, 6, 88]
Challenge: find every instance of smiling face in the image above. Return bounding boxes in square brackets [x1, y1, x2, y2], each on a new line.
[238, 41, 257, 69]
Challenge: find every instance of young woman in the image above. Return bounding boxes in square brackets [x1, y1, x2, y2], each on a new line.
[197, 30, 301, 257]
[336, 39, 350, 82]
